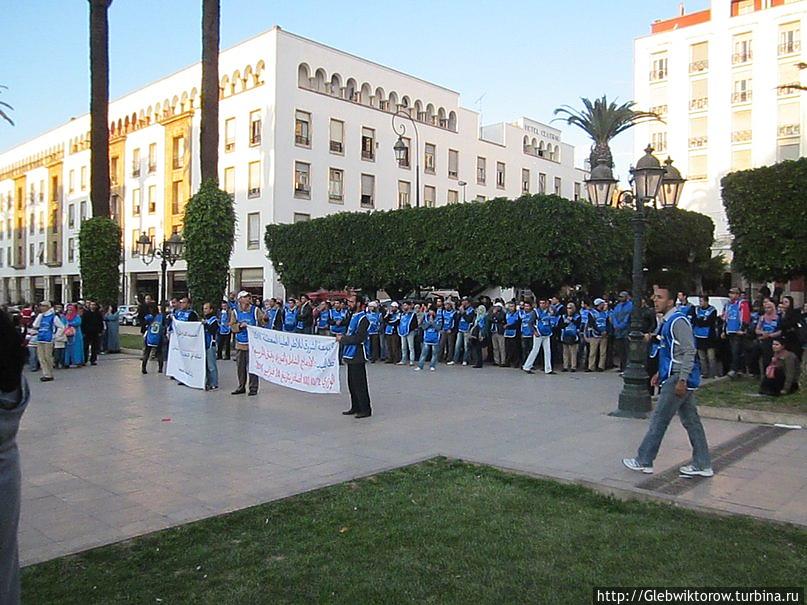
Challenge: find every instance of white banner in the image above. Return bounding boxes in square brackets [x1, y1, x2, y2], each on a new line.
[247, 326, 340, 394]
[165, 319, 207, 390]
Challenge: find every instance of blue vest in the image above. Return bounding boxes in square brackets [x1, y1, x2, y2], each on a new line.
[658, 311, 701, 389]
[366, 311, 381, 335]
[265, 307, 280, 330]
[398, 312, 415, 337]
[218, 310, 231, 334]
[37, 313, 56, 343]
[318, 309, 331, 330]
[536, 310, 554, 336]
[235, 306, 258, 344]
[330, 309, 347, 334]
[724, 301, 743, 334]
[748, 311, 760, 335]
[519, 310, 535, 337]
[174, 309, 192, 322]
[342, 311, 366, 360]
[423, 317, 441, 344]
[283, 306, 299, 332]
[560, 315, 580, 343]
[586, 309, 608, 337]
[759, 315, 779, 334]
[458, 308, 474, 333]
[204, 315, 217, 348]
[439, 309, 455, 332]
[145, 314, 164, 347]
[384, 312, 400, 335]
[504, 311, 519, 338]
[693, 305, 716, 340]
[677, 302, 693, 316]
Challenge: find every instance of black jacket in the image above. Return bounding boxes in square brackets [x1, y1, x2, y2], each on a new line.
[81, 310, 104, 335]
[298, 302, 313, 328]
[340, 314, 370, 364]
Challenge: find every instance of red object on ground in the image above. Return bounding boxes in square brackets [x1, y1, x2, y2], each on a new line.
[161, 418, 172, 422]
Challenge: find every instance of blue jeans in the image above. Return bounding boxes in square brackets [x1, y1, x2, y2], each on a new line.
[400, 332, 416, 364]
[28, 347, 40, 371]
[418, 342, 439, 369]
[206, 344, 218, 388]
[453, 331, 471, 363]
[637, 378, 711, 470]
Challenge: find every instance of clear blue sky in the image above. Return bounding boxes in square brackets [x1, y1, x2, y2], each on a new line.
[0, 0, 709, 182]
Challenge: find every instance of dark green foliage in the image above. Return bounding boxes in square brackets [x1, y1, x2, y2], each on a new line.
[265, 195, 716, 296]
[722, 158, 807, 281]
[78, 217, 120, 305]
[183, 179, 236, 309]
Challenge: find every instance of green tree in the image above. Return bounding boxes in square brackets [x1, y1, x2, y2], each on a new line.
[722, 158, 807, 281]
[553, 96, 660, 168]
[79, 217, 121, 305]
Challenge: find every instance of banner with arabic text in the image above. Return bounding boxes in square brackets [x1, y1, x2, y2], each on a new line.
[165, 319, 207, 389]
[247, 326, 340, 394]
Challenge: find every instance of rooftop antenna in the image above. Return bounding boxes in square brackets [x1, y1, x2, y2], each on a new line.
[679, 2, 685, 16]
[474, 92, 486, 124]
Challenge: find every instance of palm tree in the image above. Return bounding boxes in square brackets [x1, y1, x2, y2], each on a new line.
[0, 85, 14, 126]
[200, 0, 220, 182]
[89, 0, 112, 218]
[553, 96, 661, 168]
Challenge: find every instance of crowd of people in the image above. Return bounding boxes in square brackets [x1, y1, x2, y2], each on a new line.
[6, 301, 121, 383]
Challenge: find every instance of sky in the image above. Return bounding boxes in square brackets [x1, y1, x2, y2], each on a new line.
[0, 0, 711, 185]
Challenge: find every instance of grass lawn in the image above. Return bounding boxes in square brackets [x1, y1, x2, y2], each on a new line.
[697, 375, 807, 416]
[22, 458, 806, 604]
[119, 333, 142, 350]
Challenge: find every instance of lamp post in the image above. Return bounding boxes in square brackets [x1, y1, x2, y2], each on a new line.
[586, 146, 685, 418]
[392, 110, 420, 208]
[137, 231, 185, 305]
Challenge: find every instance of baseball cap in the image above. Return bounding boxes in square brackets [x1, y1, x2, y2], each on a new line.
[391, 301, 399, 307]
[619, 291, 629, 298]
[237, 290, 250, 299]
[594, 298, 605, 306]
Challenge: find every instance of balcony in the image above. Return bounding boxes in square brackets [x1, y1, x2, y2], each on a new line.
[361, 149, 375, 161]
[360, 194, 374, 208]
[294, 135, 309, 147]
[732, 51, 753, 65]
[689, 59, 709, 73]
[778, 123, 801, 137]
[329, 140, 343, 153]
[689, 97, 709, 111]
[731, 129, 753, 143]
[648, 104, 668, 117]
[778, 84, 801, 97]
[148, 162, 157, 173]
[732, 90, 753, 104]
[688, 136, 709, 149]
[688, 172, 708, 181]
[649, 69, 667, 82]
[778, 40, 801, 56]
[248, 187, 261, 199]
[224, 140, 235, 152]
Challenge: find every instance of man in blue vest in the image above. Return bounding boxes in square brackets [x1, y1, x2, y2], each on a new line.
[522, 299, 555, 374]
[451, 298, 475, 366]
[141, 304, 166, 374]
[586, 298, 609, 372]
[438, 298, 457, 364]
[623, 284, 712, 478]
[398, 301, 418, 366]
[315, 301, 331, 336]
[503, 300, 521, 368]
[519, 301, 536, 367]
[722, 287, 750, 378]
[692, 295, 719, 378]
[32, 301, 63, 382]
[365, 301, 382, 362]
[263, 298, 283, 331]
[283, 298, 300, 333]
[202, 302, 219, 390]
[217, 301, 232, 360]
[229, 291, 265, 396]
[335, 296, 372, 418]
[383, 302, 401, 364]
[612, 291, 633, 373]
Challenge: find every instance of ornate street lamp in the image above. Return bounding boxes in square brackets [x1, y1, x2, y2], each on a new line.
[139, 231, 184, 304]
[586, 145, 685, 418]
[391, 110, 420, 208]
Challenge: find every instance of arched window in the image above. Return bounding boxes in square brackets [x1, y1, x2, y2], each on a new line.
[255, 60, 265, 85]
[388, 91, 399, 109]
[375, 87, 387, 110]
[231, 70, 242, 94]
[243, 66, 254, 89]
[448, 110, 457, 131]
[523, 135, 530, 152]
[297, 63, 311, 88]
[437, 107, 447, 128]
[360, 82, 372, 105]
[345, 78, 358, 101]
[554, 145, 561, 162]
[425, 103, 436, 125]
[414, 100, 424, 121]
[314, 68, 327, 92]
[330, 73, 342, 95]
[220, 75, 230, 99]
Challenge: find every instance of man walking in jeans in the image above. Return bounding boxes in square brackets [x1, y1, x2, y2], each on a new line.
[623, 285, 713, 478]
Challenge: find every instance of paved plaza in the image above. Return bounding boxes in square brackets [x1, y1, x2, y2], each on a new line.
[17, 353, 807, 566]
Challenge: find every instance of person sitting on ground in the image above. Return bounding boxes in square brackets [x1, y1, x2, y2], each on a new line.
[759, 338, 800, 397]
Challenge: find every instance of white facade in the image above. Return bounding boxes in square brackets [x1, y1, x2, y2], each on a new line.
[0, 27, 587, 304]
[633, 0, 806, 256]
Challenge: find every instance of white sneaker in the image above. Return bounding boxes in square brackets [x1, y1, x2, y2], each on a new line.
[446, 361, 455, 366]
[409, 362, 414, 366]
[622, 458, 653, 474]
[679, 465, 714, 477]
[414, 367, 422, 372]
[727, 370, 737, 379]
[462, 361, 468, 366]
[429, 367, 436, 372]
[396, 362, 404, 366]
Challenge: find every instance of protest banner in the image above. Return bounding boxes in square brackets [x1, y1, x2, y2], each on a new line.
[247, 326, 340, 394]
[165, 319, 207, 389]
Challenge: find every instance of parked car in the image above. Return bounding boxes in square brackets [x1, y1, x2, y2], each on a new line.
[119, 304, 139, 326]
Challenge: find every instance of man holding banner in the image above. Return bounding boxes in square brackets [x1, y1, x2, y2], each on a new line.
[336, 296, 372, 419]
[229, 291, 265, 396]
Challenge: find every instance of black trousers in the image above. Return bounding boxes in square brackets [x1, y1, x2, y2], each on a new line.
[505, 337, 521, 368]
[369, 334, 380, 362]
[217, 332, 231, 359]
[469, 337, 483, 368]
[521, 336, 533, 366]
[141, 344, 163, 372]
[347, 363, 371, 414]
[84, 332, 101, 364]
[615, 337, 628, 371]
[385, 332, 400, 363]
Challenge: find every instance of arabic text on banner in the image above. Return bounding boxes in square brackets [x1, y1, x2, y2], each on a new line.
[165, 319, 207, 390]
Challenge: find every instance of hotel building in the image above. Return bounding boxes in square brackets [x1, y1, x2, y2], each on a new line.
[633, 0, 806, 258]
[0, 27, 587, 304]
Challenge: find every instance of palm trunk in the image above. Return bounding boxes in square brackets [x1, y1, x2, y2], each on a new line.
[200, 0, 220, 183]
[89, 0, 111, 218]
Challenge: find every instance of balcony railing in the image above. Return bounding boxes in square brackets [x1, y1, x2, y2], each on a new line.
[648, 104, 668, 116]
[689, 97, 709, 111]
[248, 187, 261, 199]
[778, 40, 801, 56]
[689, 59, 709, 73]
[688, 173, 708, 181]
[732, 90, 753, 104]
[731, 129, 753, 143]
[778, 84, 801, 96]
[688, 136, 709, 149]
[360, 194, 374, 208]
[294, 135, 309, 147]
[778, 123, 801, 137]
[329, 140, 343, 153]
[732, 51, 753, 65]
[361, 149, 374, 161]
[649, 69, 667, 82]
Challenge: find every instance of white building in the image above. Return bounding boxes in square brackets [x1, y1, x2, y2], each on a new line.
[633, 0, 805, 257]
[0, 27, 587, 305]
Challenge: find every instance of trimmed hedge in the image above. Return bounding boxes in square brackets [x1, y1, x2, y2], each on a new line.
[78, 217, 121, 305]
[722, 158, 807, 281]
[265, 195, 718, 297]
[183, 179, 236, 309]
